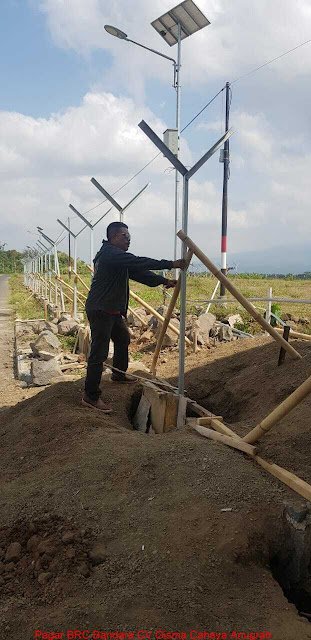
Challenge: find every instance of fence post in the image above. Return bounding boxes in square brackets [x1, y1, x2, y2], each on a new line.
[265, 287, 272, 336]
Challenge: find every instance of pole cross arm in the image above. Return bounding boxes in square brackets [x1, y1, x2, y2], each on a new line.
[69, 204, 92, 229]
[37, 240, 49, 251]
[69, 203, 113, 229]
[93, 206, 113, 227]
[121, 182, 150, 212]
[91, 178, 150, 217]
[91, 178, 123, 212]
[40, 231, 55, 246]
[186, 128, 233, 179]
[57, 218, 78, 239]
[138, 120, 188, 175]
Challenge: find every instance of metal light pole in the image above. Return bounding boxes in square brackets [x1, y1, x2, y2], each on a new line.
[105, 1, 210, 271]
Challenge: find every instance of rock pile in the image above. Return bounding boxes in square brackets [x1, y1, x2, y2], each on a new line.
[128, 306, 244, 350]
[15, 316, 84, 387]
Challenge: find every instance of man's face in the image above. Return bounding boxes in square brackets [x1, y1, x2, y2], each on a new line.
[112, 227, 131, 252]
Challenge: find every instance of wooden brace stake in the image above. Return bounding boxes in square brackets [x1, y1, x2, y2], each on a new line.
[244, 373, 311, 444]
[194, 425, 257, 456]
[130, 290, 191, 346]
[150, 249, 193, 374]
[128, 305, 149, 328]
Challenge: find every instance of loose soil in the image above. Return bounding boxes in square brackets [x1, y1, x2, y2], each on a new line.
[1, 328, 311, 639]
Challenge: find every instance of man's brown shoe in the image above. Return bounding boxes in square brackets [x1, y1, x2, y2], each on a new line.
[111, 375, 137, 384]
[82, 395, 113, 413]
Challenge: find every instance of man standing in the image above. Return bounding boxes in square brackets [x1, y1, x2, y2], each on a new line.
[83, 221, 185, 412]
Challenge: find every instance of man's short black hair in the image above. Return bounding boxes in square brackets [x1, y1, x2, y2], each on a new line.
[106, 221, 128, 241]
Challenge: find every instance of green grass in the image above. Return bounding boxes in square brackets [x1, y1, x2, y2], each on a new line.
[9, 275, 44, 319]
[18, 270, 311, 334]
[58, 335, 77, 352]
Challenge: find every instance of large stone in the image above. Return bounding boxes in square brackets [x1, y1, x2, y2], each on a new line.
[225, 314, 243, 328]
[155, 317, 180, 347]
[33, 320, 58, 335]
[191, 313, 216, 346]
[218, 325, 234, 342]
[58, 313, 72, 323]
[57, 320, 79, 336]
[138, 329, 154, 345]
[37, 351, 58, 361]
[31, 358, 63, 386]
[15, 321, 36, 337]
[127, 307, 148, 328]
[31, 331, 62, 357]
[148, 306, 169, 331]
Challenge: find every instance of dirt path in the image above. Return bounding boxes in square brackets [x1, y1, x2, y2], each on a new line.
[0, 275, 18, 407]
[0, 275, 39, 409]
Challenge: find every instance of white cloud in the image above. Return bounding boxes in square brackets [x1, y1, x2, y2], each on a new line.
[37, 0, 311, 90]
[0, 90, 194, 259]
[2, 2, 311, 272]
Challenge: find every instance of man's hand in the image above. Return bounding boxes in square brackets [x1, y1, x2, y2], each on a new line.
[173, 259, 187, 270]
[164, 279, 178, 289]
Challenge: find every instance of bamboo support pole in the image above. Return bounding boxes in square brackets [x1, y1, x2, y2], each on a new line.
[255, 456, 311, 502]
[197, 416, 242, 439]
[194, 425, 257, 456]
[128, 305, 149, 328]
[195, 415, 311, 502]
[244, 374, 311, 444]
[55, 275, 86, 302]
[150, 249, 193, 374]
[177, 230, 302, 361]
[275, 327, 311, 342]
[130, 290, 191, 346]
[72, 270, 90, 292]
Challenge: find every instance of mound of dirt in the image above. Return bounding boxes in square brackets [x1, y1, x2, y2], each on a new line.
[1, 343, 311, 639]
[156, 336, 311, 481]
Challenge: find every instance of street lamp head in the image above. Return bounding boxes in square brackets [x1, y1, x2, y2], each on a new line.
[37, 226, 43, 231]
[104, 24, 128, 39]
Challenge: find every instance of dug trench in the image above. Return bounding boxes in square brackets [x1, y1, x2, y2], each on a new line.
[1, 337, 311, 637]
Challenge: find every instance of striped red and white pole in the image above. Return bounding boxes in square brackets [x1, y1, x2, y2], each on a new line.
[220, 82, 230, 297]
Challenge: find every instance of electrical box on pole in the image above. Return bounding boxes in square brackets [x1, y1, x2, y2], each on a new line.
[163, 128, 178, 156]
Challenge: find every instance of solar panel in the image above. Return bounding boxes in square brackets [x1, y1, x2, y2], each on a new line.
[151, 0, 210, 47]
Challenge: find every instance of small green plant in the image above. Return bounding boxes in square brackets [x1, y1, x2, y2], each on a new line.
[264, 303, 282, 327]
[234, 318, 251, 333]
[132, 351, 143, 361]
[58, 335, 76, 352]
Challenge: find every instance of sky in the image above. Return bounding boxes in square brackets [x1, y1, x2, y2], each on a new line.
[1, 0, 311, 272]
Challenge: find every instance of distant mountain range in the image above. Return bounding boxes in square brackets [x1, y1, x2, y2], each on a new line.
[227, 244, 310, 275]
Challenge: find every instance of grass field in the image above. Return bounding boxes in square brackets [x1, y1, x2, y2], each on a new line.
[70, 272, 311, 321]
[10, 274, 44, 319]
[13, 272, 311, 333]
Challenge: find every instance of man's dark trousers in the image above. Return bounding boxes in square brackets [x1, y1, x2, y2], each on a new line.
[84, 311, 130, 401]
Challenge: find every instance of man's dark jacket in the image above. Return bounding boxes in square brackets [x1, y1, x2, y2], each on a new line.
[85, 241, 174, 315]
